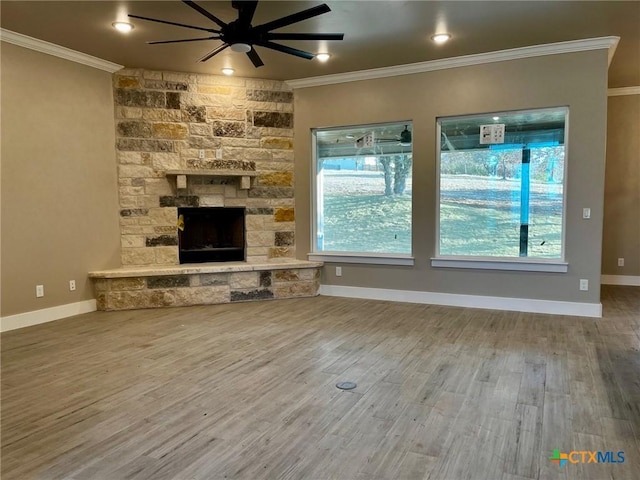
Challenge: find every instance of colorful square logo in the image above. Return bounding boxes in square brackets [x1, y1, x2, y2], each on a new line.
[550, 449, 568, 467]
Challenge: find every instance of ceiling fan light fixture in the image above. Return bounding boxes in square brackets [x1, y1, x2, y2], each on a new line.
[399, 125, 412, 146]
[112, 22, 134, 33]
[315, 52, 331, 62]
[221, 67, 235, 75]
[431, 33, 451, 44]
[230, 43, 252, 53]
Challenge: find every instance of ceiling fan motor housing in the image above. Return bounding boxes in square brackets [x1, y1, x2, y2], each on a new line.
[400, 126, 412, 144]
[223, 20, 258, 49]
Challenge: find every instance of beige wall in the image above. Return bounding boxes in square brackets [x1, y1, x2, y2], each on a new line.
[1, 43, 121, 317]
[602, 94, 640, 276]
[294, 50, 609, 304]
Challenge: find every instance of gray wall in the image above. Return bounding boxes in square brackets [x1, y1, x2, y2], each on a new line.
[1, 43, 121, 317]
[602, 94, 640, 276]
[294, 50, 609, 304]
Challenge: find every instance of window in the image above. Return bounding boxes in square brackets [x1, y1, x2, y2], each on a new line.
[436, 107, 567, 266]
[311, 122, 413, 262]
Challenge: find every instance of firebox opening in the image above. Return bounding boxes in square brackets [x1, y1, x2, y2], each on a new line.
[178, 207, 245, 263]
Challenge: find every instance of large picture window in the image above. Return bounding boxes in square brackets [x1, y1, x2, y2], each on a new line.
[437, 108, 567, 263]
[312, 122, 413, 259]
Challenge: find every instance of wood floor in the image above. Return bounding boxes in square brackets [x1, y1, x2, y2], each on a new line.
[2, 286, 639, 480]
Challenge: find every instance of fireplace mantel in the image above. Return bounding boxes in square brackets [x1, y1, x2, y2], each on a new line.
[166, 169, 259, 190]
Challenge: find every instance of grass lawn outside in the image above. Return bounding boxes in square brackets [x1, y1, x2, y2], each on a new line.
[317, 170, 563, 258]
[439, 175, 563, 258]
[320, 171, 412, 253]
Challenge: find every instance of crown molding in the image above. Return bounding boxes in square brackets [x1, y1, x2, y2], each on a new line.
[286, 36, 620, 89]
[608, 86, 640, 96]
[0, 28, 123, 73]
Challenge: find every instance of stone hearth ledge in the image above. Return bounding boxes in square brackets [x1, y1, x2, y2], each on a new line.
[89, 259, 322, 279]
[89, 259, 323, 311]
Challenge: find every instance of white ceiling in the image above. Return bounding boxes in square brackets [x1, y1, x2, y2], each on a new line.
[1, 1, 638, 87]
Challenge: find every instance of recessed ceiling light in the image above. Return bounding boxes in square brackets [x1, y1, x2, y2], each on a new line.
[493, 116, 500, 121]
[112, 22, 134, 33]
[431, 33, 451, 44]
[346, 134, 355, 139]
[315, 53, 331, 62]
[221, 68, 235, 76]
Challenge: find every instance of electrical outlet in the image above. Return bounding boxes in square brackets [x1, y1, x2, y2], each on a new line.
[335, 266, 342, 277]
[36, 285, 44, 297]
[579, 279, 589, 291]
[618, 258, 625, 267]
[582, 207, 591, 219]
[69, 280, 76, 291]
[216, 148, 223, 159]
[198, 149, 205, 159]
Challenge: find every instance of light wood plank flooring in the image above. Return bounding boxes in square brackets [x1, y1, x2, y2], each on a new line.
[2, 286, 639, 479]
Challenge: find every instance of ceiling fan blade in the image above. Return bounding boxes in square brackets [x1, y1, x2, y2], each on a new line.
[147, 36, 221, 45]
[267, 33, 344, 41]
[255, 40, 314, 60]
[128, 14, 219, 33]
[198, 43, 230, 62]
[254, 4, 331, 32]
[246, 48, 264, 67]
[233, 1, 258, 25]
[182, 0, 227, 29]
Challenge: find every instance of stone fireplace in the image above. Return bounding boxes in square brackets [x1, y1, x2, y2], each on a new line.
[88, 68, 322, 311]
[112, 68, 297, 266]
[178, 207, 245, 263]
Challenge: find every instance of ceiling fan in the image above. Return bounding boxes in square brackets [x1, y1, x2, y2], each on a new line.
[376, 125, 412, 146]
[129, 0, 344, 68]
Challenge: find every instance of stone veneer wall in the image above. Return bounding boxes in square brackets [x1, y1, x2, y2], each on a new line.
[114, 69, 296, 266]
[94, 268, 319, 311]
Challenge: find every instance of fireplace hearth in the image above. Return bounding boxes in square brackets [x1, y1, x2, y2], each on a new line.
[178, 207, 245, 263]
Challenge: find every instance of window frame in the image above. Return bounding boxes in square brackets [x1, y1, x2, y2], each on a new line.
[433, 107, 570, 273]
[309, 121, 415, 266]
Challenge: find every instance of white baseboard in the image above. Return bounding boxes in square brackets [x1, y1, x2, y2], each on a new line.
[319, 285, 602, 318]
[0, 300, 97, 332]
[601, 275, 640, 286]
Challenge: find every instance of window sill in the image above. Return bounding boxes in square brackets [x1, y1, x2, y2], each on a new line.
[308, 253, 415, 266]
[431, 257, 568, 273]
